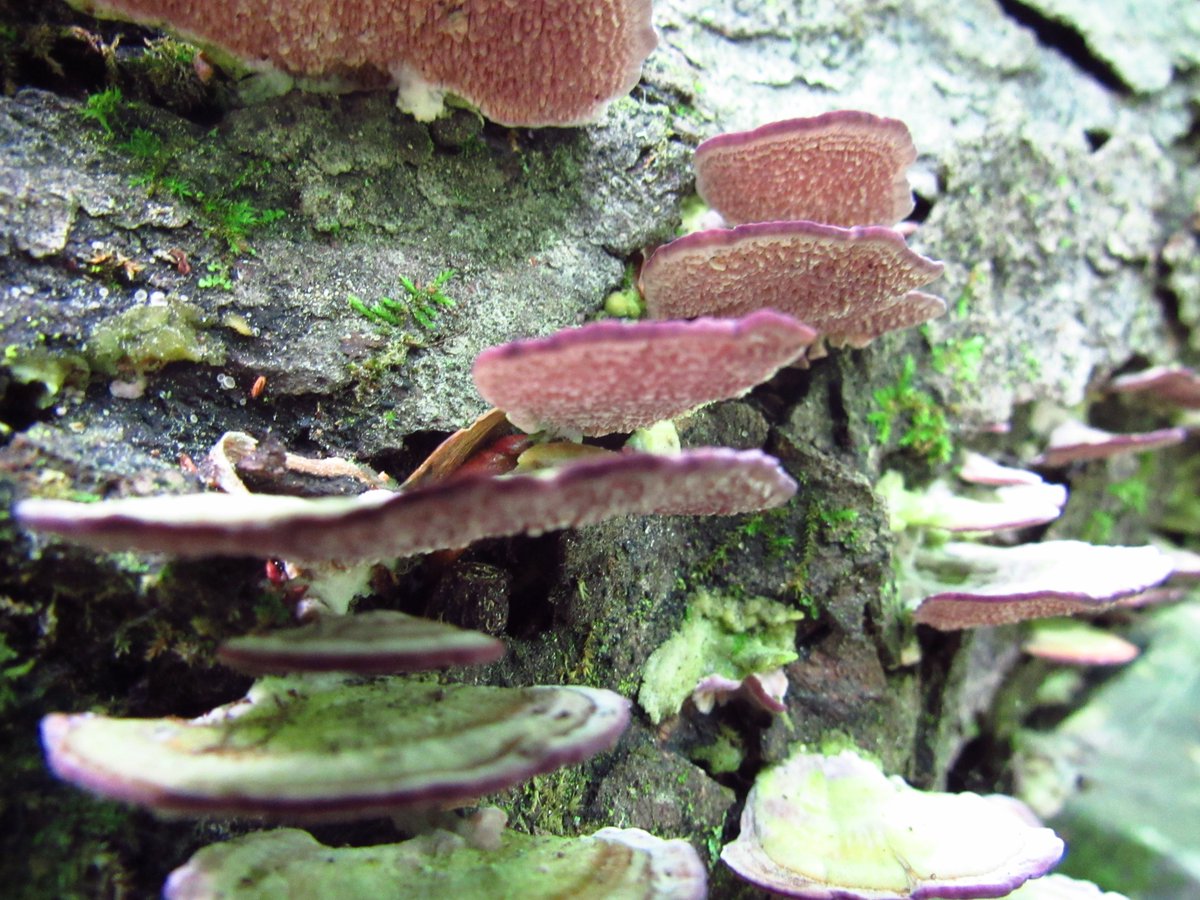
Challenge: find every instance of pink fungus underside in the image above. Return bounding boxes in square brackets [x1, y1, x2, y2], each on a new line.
[694, 111, 917, 227]
[16, 448, 797, 562]
[1034, 424, 1186, 467]
[639, 221, 944, 344]
[75, 0, 657, 126]
[472, 310, 816, 435]
[1109, 366, 1200, 409]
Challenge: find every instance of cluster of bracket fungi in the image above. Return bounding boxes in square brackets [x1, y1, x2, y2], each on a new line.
[15, 2, 1198, 897]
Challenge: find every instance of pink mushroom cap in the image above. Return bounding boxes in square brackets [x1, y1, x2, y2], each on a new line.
[70, 0, 657, 126]
[638, 221, 944, 346]
[694, 111, 918, 227]
[472, 310, 817, 436]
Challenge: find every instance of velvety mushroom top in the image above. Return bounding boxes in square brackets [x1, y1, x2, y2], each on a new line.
[472, 310, 817, 436]
[70, 0, 657, 125]
[694, 111, 918, 227]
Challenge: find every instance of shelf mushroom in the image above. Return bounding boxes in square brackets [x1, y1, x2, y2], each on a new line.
[722, 748, 1065, 899]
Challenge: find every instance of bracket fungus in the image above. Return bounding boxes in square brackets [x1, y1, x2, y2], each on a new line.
[1108, 365, 1200, 410]
[69, 0, 657, 126]
[16, 447, 797, 562]
[1021, 619, 1140, 667]
[910, 541, 1175, 630]
[1032, 420, 1186, 467]
[878, 467, 1066, 534]
[472, 310, 817, 436]
[216, 610, 506, 675]
[721, 748, 1064, 899]
[165, 824, 707, 900]
[638, 221, 945, 347]
[693, 111, 918, 228]
[41, 675, 630, 821]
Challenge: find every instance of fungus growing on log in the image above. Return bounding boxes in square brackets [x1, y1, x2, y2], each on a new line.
[638, 222, 944, 347]
[165, 824, 707, 900]
[68, 0, 657, 126]
[1004, 873, 1130, 899]
[878, 467, 1066, 534]
[1108, 365, 1200, 409]
[41, 676, 629, 821]
[217, 610, 506, 676]
[1032, 420, 1186, 467]
[721, 748, 1064, 899]
[911, 541, 1174, 630]
[1022, 620, 1140, 667]
[16, 447, 797, 562]
[958, 451, 1049, 487]
[472, 310, 817, 436]
[694, 111, 918, 227]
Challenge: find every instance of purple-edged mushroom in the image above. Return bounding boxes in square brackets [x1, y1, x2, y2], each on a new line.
[41, 675, 629, 821]
[911, 540, 1174, 630]
[958, 451, 1049, 487]
[1021, 620, 1140, 667]
[721, 748, 1065, 899]
[638, 221, 945, 347]
[16, 447, 797, 562]
[879, 468, 1066, 534]
[692, 668, 788, 715]
[1032, 420, 1186, 467]
[217, 610, 506, 675]
[694, 111, 918, 228]
[472, 310, 817, 436]
[68, 0, 657, 126]
[165, 824, 707, 900]
[1108, 365, 1200, 410]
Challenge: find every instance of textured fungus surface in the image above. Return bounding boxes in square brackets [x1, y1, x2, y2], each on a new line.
[638, 221, 944, 346]
[16, 448, 798, 562]
[165, 825, 707, 900]
[70, 0, 657, 125]
[912, 541, 1175, 630]
[473, 310, 816, 436]
[721, 748, 1064, 898]
[694, 111, 917, 227]
[41, 676, 630, 820]
[217, 610, 507, 675]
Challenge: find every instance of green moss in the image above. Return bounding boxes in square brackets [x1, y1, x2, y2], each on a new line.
[637, 589, 803, 724]
[930, 334, 985, 385]
[509, 765, 592, 835]
[79, 87, 124, 138]
[2, 345, 90, 408]
[85, 298, 225, 376]
[689, 725, 744, 775]
[867, 354, 953, 465]
[349, 269, 457, 334]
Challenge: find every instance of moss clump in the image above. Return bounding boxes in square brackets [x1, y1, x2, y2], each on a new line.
[85, 298, 224, 376]
[2, 345, 90, 408]
[637, 590, 803, 724]
[867, 354, 953, 466]
[689, 725, 745, 775]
